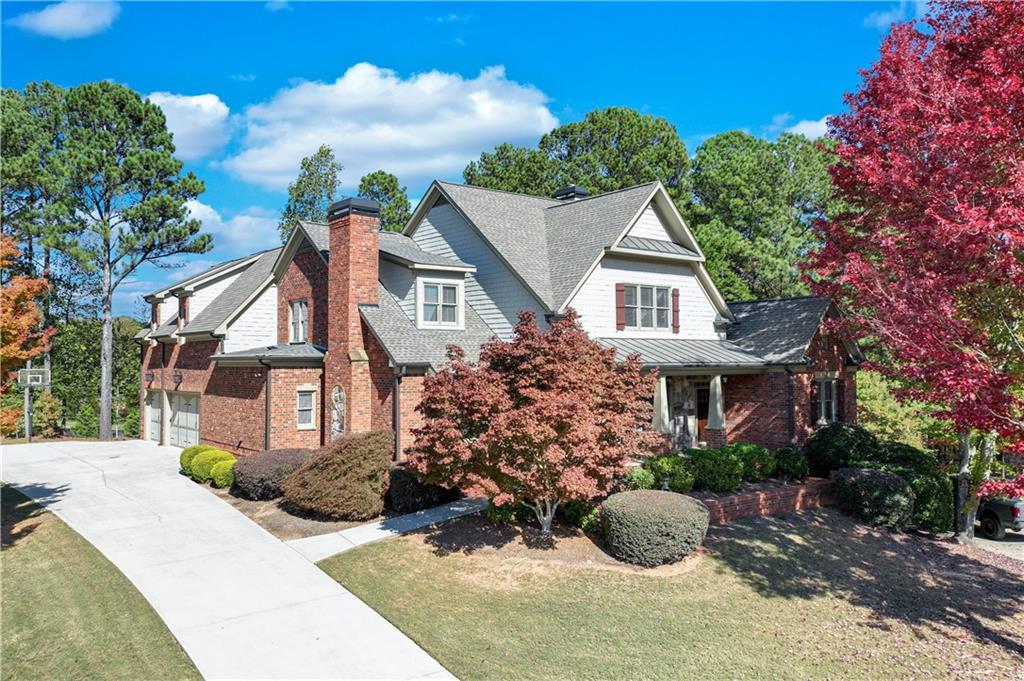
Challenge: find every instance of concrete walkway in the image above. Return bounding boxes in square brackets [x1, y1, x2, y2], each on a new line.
[288, 497, 487, 563]
[2, 439, 453, 680]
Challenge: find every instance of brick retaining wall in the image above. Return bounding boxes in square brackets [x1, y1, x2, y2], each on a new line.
[697, 478, 836, 525]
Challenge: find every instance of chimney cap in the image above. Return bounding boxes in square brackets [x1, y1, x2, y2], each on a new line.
[553, 184, 589, 201]
[328, 197, 380, 220]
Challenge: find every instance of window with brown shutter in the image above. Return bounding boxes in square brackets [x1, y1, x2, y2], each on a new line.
[615, 283, 626, 330]
[672, 288, 680, 334]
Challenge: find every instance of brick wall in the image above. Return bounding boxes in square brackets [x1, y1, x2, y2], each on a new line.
[276, 247, 328, 345]
[268, 366, 324, 450]
[366, 328, 395, 432]
[699, 478, 836, 525]
[395, 374, 426, 460]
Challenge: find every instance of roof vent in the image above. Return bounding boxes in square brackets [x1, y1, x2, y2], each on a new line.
[553, 185, 589, 201]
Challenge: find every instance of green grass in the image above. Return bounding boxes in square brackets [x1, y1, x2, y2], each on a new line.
[1, 485, 200, 681]
[321, 511, 1024, 680]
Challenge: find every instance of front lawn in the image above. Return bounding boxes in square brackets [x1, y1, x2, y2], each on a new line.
[1, 485, 200, 681]
[321, 510, 1024, 680]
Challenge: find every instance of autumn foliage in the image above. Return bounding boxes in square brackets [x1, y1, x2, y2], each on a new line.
[407, 310, 665, 532]
[808, 2, 1024, 446]
[978, 475, 1024, 501]
[0, 235, 53, 435]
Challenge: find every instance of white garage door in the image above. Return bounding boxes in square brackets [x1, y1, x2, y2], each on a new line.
[170, 392, 200, 448]
[146, 392, 161, 442]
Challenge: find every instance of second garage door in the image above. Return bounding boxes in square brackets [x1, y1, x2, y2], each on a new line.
[170, 392, 200, 448]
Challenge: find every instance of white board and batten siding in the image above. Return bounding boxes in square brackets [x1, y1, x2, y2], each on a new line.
[223, 283, 278, 352]
[625, 205, 675, 242]
[568, 256, 720, 340]
[412, 202, 545, 339]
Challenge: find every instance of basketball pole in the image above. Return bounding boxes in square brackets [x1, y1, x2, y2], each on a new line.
[23, 359, 33, 443]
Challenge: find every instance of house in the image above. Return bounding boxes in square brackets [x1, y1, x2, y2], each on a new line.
[136, 181, 860, 457]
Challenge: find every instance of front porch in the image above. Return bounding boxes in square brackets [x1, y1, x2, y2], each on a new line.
[652, 374, 728, 450]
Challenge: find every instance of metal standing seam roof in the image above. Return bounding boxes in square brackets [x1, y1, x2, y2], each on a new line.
[727, 296, 833, 365]
[598, 337, 767, 368]
[179, 248, 282, 336]
[210, 342, 326, 363]
[617, 235, 700, 258]
[359, 284, 495, 369]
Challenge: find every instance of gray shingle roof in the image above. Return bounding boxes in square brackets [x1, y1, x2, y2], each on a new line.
[181, 248, 282, 336]
[378, 231, 471, 269]
[434, 181, 657, 311]
[297, 221, 329, 253]
[360, 284, 495, 368]
[618, 235, 700, 258]
[211, 342, 326, 364]
[145, 252, 262, 299]
[597, 337, 767, 368]
[727, 296, 832, 364]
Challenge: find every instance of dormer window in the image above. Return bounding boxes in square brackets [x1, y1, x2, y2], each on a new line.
[418, 278, 463, 329]
[624, 284, 670, 330]
[290, 300, 308, 342]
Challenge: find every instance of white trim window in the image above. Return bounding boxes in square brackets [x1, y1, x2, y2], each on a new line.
[624, 284, 671, 330]
[817, 379, 838, 424]
[418, 279, 463, 329]
[289, 300, 308, 342]
[296, 390, 316, 430]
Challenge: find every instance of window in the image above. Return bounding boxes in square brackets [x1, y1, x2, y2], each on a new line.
[624, 284, 671, 329]
[297, 390, 315, 429]
[290, 300, 308, 342]
[817, 379, 838, 424]
[421, 281, 460, 327]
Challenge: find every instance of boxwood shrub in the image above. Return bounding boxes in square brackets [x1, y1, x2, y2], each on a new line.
[619, 467, 656, 491]
[775, 446, 809, 480]
[602, 490, 710, 567]
[386, 464, 460, 514]
[180, 444, 215, 475]
[832, 467, 915, 531]
[643, 455, 695, 493]
[690, 448, 744, 493]
[804, 423, 881, 476]
[190, 449, 235, 483]
[232, 448, 312, 500]
[723, 443, 777, 482]
[561, 500, 602, 534]
[210, 459, 236, 488]
[281, 431, 392, 520]
[485, 500, 534, 524]
[852, 442, 953, 533]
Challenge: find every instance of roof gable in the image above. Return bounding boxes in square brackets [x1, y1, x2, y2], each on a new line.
[727, 296, 832, 364]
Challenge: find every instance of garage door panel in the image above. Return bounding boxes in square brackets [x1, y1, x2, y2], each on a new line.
[146, 392, 161, 442]
[170, 392, 200, 448]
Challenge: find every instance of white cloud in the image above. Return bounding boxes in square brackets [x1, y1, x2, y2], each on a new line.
[6, 0, 119, 39]
[221, 63, 558, 191]
[186, 200, 279, 253]
[863, 1, 928, 31]
[147, 92, 231, 162]
[432, 13, 472, 23]
[785, 116, 830, 139]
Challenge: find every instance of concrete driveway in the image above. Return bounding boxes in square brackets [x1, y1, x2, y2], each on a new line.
[2, 439, 453, 680]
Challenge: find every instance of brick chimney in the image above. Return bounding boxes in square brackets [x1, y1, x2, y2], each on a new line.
[325, 197, 380, 437]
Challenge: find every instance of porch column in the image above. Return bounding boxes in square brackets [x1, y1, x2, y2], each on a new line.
[708, 374, 725, 430]
[652, 375, 671, 434]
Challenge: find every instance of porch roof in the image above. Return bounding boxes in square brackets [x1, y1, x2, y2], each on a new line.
[597, 337, 767, 369]
[210, 342, 326, 366]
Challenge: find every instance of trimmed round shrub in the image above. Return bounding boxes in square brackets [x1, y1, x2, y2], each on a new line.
[775, 446, 809, 480]
[723, 443, 777, 481]
[643, 455, 694, 493]
[210, 459, 236, 488]
[561, 500, 602, 534]
[281, 431, 392, 520]
[386, 464, 460, 514]
[602, 490, 710, 567]
[485, 500, 534, 524]
[232, 448, 312, 500]
[832, 467, 915, 531]
[619, 467, 656, 491]
[804, 423, 881, 476]
[190, 449, 235, 483]
[853, 442, 953, 533]
[180, 444, 215, 475]
[690, 448, 744, 493]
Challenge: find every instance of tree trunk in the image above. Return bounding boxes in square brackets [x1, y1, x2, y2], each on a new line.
[99, 264, 114, 440]
[953, 432, 976, 543]
[532, 499, 559, 535]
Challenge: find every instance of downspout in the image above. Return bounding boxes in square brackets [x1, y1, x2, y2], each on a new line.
[785, 367, 796, 446]
[160, 343, 166, 442]
[393, 371, 401, 462]
[259, 358, 271, 451]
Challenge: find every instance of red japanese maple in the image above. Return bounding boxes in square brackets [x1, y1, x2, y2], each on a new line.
[407, 310, 665, 533]
[978, 475, 1024, 500]
[808, 2, 1024, 443]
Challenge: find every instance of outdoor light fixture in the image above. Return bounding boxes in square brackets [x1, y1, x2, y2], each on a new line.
[173, 371, 183, 384]
[144, 370, 155, 382]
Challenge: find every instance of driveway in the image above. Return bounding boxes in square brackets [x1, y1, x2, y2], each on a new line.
[2, 439, 453, 680]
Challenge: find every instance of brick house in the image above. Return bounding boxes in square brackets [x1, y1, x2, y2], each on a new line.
[136, 181, 860, 457]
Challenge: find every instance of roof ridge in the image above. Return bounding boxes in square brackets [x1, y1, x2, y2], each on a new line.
[437, 180, 560, 204]
[543, 181, 659, 210]
[728, 294, 830, 305]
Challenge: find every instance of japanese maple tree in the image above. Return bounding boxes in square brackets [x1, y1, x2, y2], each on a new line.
[808, 2, 1024, 537]
[0, 235, 54, 435]
[407, 310, 665, 533]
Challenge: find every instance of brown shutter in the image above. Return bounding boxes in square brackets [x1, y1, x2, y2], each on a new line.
[672, 288, 680, 334]
[615, 283, 626, 331]
[836, 380, 846, 423]
[810, 380, 820, 427]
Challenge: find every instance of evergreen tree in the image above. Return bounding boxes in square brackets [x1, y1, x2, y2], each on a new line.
[357, 170, 412, 232]
[278, 145, 343, 242]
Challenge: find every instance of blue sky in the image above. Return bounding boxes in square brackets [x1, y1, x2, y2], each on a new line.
[1, 1, 921, 315]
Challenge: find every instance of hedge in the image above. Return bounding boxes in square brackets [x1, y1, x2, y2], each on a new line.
[386, 464, 460, 514]
[643, 455, 694, 493]
[832, 467, 915, 531]
[180, 444, 215, 475]
[775, 446, 809, 480]
[689, 448, 744, 493]
[232, 448, 313, 500]
[281, 431, 392, 520]
[619, 467, 657, 491]
[804, 423, 881, 476]
[722, 443, 777, 482]
[190, 449, 235, 483]
[561, 500, 602, 534]
[602, 490, 709, 567]
[210, 460, 236, 488]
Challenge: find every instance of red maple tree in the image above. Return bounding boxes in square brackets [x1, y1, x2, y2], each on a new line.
[0, 235, 54, 435]
[807, 1, 1024, 536]
[407, 310, 665, 533]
